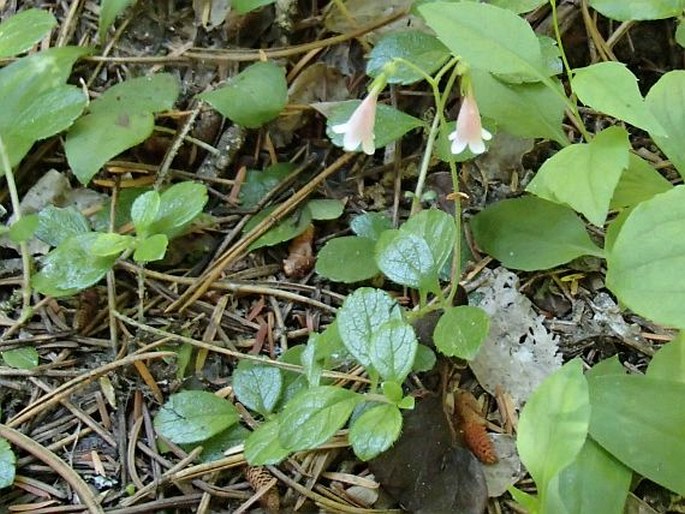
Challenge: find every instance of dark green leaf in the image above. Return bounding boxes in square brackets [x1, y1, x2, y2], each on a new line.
[35, 206, 90, 247]
[470, 196, 604, 271]
[588, 375, 685, 495]
[244, 419, 291, 466]
[610, 154, 672, 209]
[0, 9, 56, 57]
[412, 344, 437, 372]
[154, 391, 239, 445]
[233, 0, 277, 14]
[306, 199, 344, 220]
[245, 205, 311, 250]
[366, 30, 450, 85]
[279, 386, 361, 452]
[232, 361, 283, 416]
[349, 404, 402, 461]
[316, 236, 380, 283]
[1, 347, 38, 370]
[200, 62, 287, 128]
[133, 233, 168, 263]
[194, 425, 250, 463]
[645, 70, 685, 178]
[240, 163, 294, 208]
[8, 214, 38, 243]
[99, 0, 136, 38]
[0, 438, 15, 488]
[433, 306, 489, 360]
[369, 319, 418, 383]
[350, 212, 392, 241]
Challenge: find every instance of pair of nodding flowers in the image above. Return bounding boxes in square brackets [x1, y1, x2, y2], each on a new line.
[332, 76, 492, 156]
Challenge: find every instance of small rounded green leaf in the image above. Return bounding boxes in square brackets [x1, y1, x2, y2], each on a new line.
[412, 344, 436, 373]
[0, 438, 15, 488]
[133, 234, 168, 263]
[370, 320, 418, 383]
[200, 62, 287, 128]
[316, 236, 379, 283]
[401, 209, 456, 271]
[245, 205, 312, 251]
[147, 182, 208, 239]
[381, 381, 404, 403]
[350, 212, 392, 241]
[91, 233, 134, 257]
[154, 391, 240, 445]
[131, 190, 161, 235]
[433, 306, 489, 360]
[366, 30, 450, 85]
[232, 361, 283, 416]
[306, 199, 344, 221]
[278, 386, 361, 452]
[1, 347, 39, 370]
[244, 420, 291, 466]
[607, 186, 685, 328]
[349, 404, 402, 461]
[470, 196, 604, 271]
[376, 230, 436, 289]
[8, 214, 39, 244]
[0, 9, 56, 58]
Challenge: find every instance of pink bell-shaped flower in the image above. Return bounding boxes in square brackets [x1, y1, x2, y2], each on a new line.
[448, 93, 492, 155]
[331, 88, 380, 155]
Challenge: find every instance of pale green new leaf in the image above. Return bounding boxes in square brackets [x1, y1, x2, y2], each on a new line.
[2, 347, 39, 370]
[587, 0, 684, 21]
[433, 306, 489, 360]
[0, 9, 56, 58]
[610, 154, 672, 210]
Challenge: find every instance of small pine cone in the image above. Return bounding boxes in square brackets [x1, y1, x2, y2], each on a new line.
[245, 465, 280, 513]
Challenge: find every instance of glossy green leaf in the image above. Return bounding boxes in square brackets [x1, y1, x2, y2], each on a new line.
[349, 404, 402, 461]
[1, 346, 39, 370]
[0, 438, 15, 488]
[588, 374, 685, 495]
[350, 212, 392, 241]
[13, 85, 87, 142]
[33, 233, 119, 297]
[0, 9, 56, 57]
[131, 190, 161, 236]
[245, 205, 312, 251]
[646, 333, 685, 383]
[587, 0, 684, 20]
[572, 62, 666, 136]
[233, 0, 277, 15]
[470, 196, 604, 271]
[325, 101, 424, 151]
[606, 186, 685, 328]
[302, 335, 324, 387]
[488, 0, 547, 13]
[133, 233, 168, 263]
[610, 154, 672, 209]
[200, 62, 287, 128]
[419, 2, 546, 79]
[545, 438, 631, 514]
[232, 361, 283, 416]
[527, 126, 630, 226]
[35, 206, 90, 247]
[645, 70, 685, 178]
[244, 419, 291, 465]
[471, 70, 567, 145]
[376, 230, 436, 289]
[316, 236, 379, 283]
[65, 74, 179, 184]
[369, 319, 418, 383]
[8, 214, 38, 244]
[402, 209, 456, 271]
[91, 233, 133, 256]
[433, 306, 489, 360]
[306, 199, 344, 220]
[366, 30, 450, 85]
[278, 386, 361, 452]
[146, 182, 208, 239]
[99, 0, 136, 38]
[517, 360, 590, 500]
[337, 288, 403, 368]
[240, 163, 294, 208]
[154, 391, 239, 445]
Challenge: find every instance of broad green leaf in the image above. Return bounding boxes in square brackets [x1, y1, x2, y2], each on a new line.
[233, 0, 276, 14]
[133, 233, 168, 263]
[240, 163, 294, 208]
[316, 236, 379, 283]
[279, 386, 361, 452]
[33, 233, 119, 296]
[0, 438, 15, 488]
[306, 199, 344, 220]
[99, 0, 136, 38]
[517, 360, 590, 499]
[381, 381, 404, 403]
[0, 9, 56, 58]
[369, 319, 418, 383]
[91, 233, 133, 256]
[65, 74, 179, 184]
[324, 101, 424, 151]
[1, 346, 39, 369]
[412, 344, 436, 372]
[146, 182, 208, 239]
[470, 196, 604, 271]
[488, 0, 547, 13]
[606, 186, 685, 328]
[35, 206, 90, 247]
[131, 190, 161, 236]
[232, 361, 283, 416]
[645, 70, 685, 178]
[349, 404, 402, 461]
[154, 391, 239, 444]
[572, 62, 666, 136]
[337, 288, 403, 368]
[244, 205, 312, 251]
[610, 154, 672, 209]
[401, 209, 456, 272]
[646, 333, 685, 383]
[471, 70, 567, 145]
[604, 208, 631, 253]
[366, 30, 450, 85]
[350, 212, 392, 241]
[244, 419, 290, 465]
[8, 214, 39, 244]
[433, 306, 489, 360]
[200, 62, 287, 128]
[587, 0, 684, 20]
[419, 2, 546, 79]
[545, 438, 631, 514]
[509, 487, 540, 512]
[588, 374, 685, 495]
[376, 230, 436, 289]
[13, 85, 87, 142]
[527, 126, 630, 226]
[588, 356, 625, 378]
